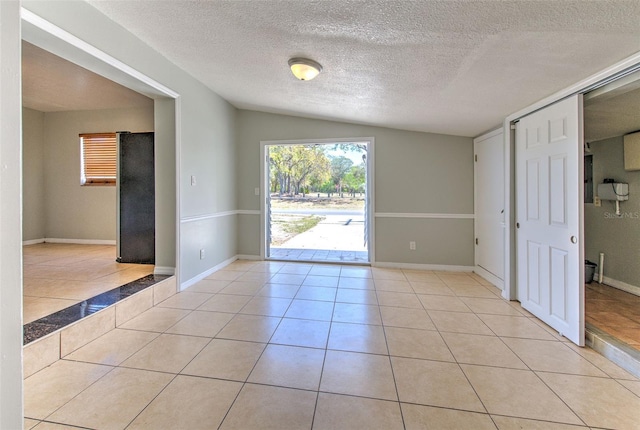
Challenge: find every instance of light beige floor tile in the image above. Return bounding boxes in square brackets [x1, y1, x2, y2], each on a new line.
[157, 291, 213, 310]
[23, 418, 39, 430]
[279, 264, 313, 275]
[618, 379, 640, 397]
[206, 270, 243, 281]
[127, 375, 242, 430]
[182, 338, 265, 381]
[303, 274, 339, 287]
[379, 306, 436, 330]
[338, 276, 375, 289]
[24, 360, 113, 420]
[320, 350, 397, 401]
[478, 314, 558, 340]
[428, 310, 493, 335]
[285, 299, 334, 321]
[340, 266, 372, 278]
[460, 297, 525, 316]
[270, 273, 307, 285]
[461, 365, 582, 424]
[30, 422, 85, 430]
[185, 278, 230, 293]
[24, 333, 61, 378]
[235, 271, 274, 283]
[371, 268, 407, 281]
[564, 343, 638, 380]
[219, 384, 316, 430]
[402, 403, 496, 430]
[392, 357, 484, 412]
[47, 367, 173, 430]
[410, 281, 455, 296]
[377, 291, 423, 308]
[438, 273, 481, 285]
[502, 338, 608, 376]
[538, 371, 640, 429]
[23, 297, 78, 323]
[248, 344, 325, 390]
[314, 393, 404, 430]
[226, 260, 258, 271]
[271, 318, 330, 348]
[448, 284, 498, 298]
[492, 415, 589, 429]
[64, 328, 159, 365]
[328, 322, 388, 354]
[121, 333, 209, 373]
[295, 286, 337, 301]
[335, 287, 377, 304]
[386, 326, 454, 361]
[373, 279, 413, 293]
[248, 261, 286, 273]
[418, 294, 472, 312]
[220, 280, 264, 296]
[197, 293, 251, 313]
[333, 302, 382, 325]
[119, 307, 191, 332]
[309, 265, 342, 276]
[216, 314, 281, 342]
[239, 296, 292, 316]
[257, 283, 301, 298]
[403, 272, 443, 283]
[441, 332, 527, 369]
[165, 310, 234, 337]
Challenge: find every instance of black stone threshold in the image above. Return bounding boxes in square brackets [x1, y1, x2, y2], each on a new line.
[23, 274, 170, 345]
[586, 323, 640, 379]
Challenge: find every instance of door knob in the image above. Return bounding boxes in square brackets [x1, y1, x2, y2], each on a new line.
[516, 222, 520, 228]
[570, 236, 577, 244]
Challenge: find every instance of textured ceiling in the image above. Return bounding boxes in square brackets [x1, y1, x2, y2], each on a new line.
[22, 41, 153, 112]
[585, 76, 640, 143]
[77, 1, 640, 136]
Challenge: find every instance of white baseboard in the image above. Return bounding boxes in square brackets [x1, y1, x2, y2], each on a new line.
[373, 261, 474, 272]
[180, 255, 238, 291]
[34, 238, 117, 245]
[236, 254, 262, 261]
[599, 275, 640, 297]
[23, 238, 45, 246]
[474, 266, 504, 289]
[154, 266, 175, 276]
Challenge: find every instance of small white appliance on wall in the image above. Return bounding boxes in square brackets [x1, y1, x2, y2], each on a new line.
[597, 180, 629, 216]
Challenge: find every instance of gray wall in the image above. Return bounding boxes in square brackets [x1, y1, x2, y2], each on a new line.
[37, 107, 153, 241]
[22, 108, 46, 241]
[585, 135, 640, 288]
[236, 110, 474, 267]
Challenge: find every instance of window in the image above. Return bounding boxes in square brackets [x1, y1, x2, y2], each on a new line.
[80, 133, 116, 185]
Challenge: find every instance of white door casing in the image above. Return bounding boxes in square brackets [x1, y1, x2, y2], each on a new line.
[516, 95, 584, 346]
[474, 129, 505, 286]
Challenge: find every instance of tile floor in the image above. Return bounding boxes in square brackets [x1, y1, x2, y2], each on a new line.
[25, 261, 640, 429]
[586, 281, 640, 350]
[23, 243, 154, 323]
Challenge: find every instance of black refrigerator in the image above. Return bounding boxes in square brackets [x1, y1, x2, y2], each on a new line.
[116, 132, 155, 264]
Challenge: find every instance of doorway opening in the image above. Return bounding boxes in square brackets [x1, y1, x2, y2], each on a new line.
[262, 139, 373, 264]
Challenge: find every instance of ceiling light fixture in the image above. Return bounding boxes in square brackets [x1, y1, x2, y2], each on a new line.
[288, 58, 322, 81]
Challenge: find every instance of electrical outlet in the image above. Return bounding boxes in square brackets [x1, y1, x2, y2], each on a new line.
[191, 175, 197, 186]
[594, 196, 601, 207]
[254, 187, 260, 196]
[409, 241, 416, 250]
[199, 249, 205, 260]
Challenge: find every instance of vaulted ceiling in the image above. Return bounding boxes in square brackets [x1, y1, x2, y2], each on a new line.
[24, 1, 640, 138]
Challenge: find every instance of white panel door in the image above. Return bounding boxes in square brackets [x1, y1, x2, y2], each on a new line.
[516, 95, 584, 346]
[475, 130, 505, 282]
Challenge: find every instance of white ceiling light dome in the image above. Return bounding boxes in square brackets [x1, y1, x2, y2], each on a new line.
[288, 58, 322, 81]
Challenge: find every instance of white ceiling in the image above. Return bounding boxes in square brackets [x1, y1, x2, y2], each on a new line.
[83, 0, 640, 137]
[22, 41, 153, 112]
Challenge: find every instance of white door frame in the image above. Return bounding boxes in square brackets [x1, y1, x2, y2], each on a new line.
[503, 52, 640, 301]
[259, 137, 375, 264]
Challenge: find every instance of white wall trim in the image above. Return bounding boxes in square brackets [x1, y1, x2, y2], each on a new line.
[180, 210, 237, 223]
[180, 255, 238, 291]
[474, 265, 504, 290]
[236, 254, 262, 260]
[237, 210, 260, 215]
[23, 239, 45, 246]
[41, 238, 117, 245]
[374, 261, 474, 272]
[599, 276, 640, 298]
[154, 266, 176, 276]
[375, 212, 474, 219]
